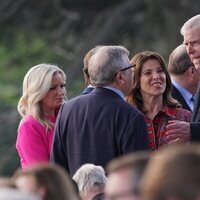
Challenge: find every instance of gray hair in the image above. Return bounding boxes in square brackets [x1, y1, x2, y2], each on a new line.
[88, 45, 130, 86]
[0, 188, 41, 200]
[181, 14, 200, 36]
[168, 44, 194, 75]
[73, 163, 107, 197]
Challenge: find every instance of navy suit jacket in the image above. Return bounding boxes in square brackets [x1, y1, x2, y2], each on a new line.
[51, 87, 148, 176]
[80, 86, 94, 95]
[190, 83, 200, 140]
[171, 84, 191, 111]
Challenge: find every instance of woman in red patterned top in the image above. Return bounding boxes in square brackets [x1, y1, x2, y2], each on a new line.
[126, 51, 191, 150]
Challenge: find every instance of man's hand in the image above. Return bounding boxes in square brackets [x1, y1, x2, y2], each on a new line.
[165, 120, 191, 143]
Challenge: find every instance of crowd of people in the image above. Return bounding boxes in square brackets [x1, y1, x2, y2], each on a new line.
[0, 14, 200, 200]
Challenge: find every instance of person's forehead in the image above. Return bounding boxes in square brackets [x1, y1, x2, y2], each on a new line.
[184, 28, 200, 40]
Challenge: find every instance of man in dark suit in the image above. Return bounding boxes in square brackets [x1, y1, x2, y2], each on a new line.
[51, 45, 148, 176]
[168, 44, 199, 111]
[166, 15, 200, 142]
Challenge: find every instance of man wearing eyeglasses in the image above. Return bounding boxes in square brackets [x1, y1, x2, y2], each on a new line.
[51, 45, 148, 176]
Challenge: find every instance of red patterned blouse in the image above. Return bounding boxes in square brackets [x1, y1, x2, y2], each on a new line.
[145, 107, 191, 150]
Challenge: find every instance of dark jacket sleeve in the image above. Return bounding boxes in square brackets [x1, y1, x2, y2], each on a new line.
[190, 122, 200, 141]
[122, 112, 148, 152]
[50, 105, 69, 172]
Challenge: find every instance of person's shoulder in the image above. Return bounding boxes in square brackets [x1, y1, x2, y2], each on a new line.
[120, 100, 144, 116]
[175, 107, 191, 115]
[20, 115, 37, 125]
[18, 115, 42, 130]
[171, 84, 180, 93]
[167, 107, 191, 121]
[63, 94, 87, 105]
[60, 95, 89, 113]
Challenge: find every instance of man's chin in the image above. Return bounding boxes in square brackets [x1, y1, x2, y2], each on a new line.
[192, 58, 200, 69]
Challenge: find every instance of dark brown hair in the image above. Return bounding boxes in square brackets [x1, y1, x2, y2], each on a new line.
[126, 51, 180, 113]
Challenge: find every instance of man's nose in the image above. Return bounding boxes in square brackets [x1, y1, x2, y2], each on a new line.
[187, 44, 194, 55]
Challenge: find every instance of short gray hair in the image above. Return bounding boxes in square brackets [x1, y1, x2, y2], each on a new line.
[88, 45, 130, 86]
[73, 163, 107, 197]
[181, 14, 200, 36]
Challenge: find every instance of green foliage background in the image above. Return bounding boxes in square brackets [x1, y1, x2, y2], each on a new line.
[0, 0, 199, 176]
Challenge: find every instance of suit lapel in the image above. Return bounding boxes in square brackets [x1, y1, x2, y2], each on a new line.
[171, 85, 192, 111]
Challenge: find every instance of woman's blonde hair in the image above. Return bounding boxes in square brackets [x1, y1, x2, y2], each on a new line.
[17, 63, 66, 129]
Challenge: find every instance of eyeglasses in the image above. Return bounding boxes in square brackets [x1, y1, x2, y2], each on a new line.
[119, 64, 135, 72]
[115, 64, 135, 76]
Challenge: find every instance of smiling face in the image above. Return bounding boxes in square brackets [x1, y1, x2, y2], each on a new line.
[140, 59, 166, 99]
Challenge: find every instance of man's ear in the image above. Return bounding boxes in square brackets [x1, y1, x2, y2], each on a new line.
[115, 71, 125, 85]
[115, 72, 124, 82]
[188, 66, 197, 77]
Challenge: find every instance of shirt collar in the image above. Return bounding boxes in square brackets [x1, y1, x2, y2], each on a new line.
[158, 106, 178, 118]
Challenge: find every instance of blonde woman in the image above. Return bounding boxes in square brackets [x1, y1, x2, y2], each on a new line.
[16, 63, 66, 168]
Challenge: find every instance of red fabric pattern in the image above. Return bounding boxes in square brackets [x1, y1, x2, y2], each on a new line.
[145, 107, 191, 150]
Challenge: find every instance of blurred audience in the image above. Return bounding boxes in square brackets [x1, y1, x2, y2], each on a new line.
[140, 144, 200, 200]
[168, 44, 199, 111]
[105, 152, 150, 200]
[126, 51, 191, 150]
[91, 193, 105, 200]
[0, 177, 15, 188]
[16, 63, 66, 168]
[73, 163, 107, 200]
[12, 163, 79, 200]
[0, 188, 41, 200]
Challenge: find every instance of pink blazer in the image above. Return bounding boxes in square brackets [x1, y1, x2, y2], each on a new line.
[16, 115, 56, 168]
